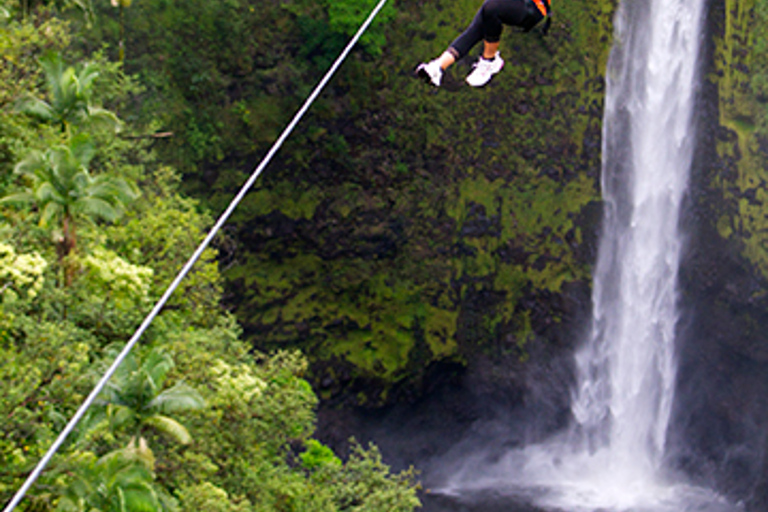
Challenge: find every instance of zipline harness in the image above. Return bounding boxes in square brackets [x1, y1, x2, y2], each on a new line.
[531, 0, 551, 18]
[1, 1, 389, 510]
[528, 0, 552, 34]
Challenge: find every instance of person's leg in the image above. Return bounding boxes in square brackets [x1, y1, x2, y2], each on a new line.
[482, 41, 500, 60]
[418, 0, 528, 87]
[435, 50, 457, 71]
[448, 5, 487, 61]
[465, 0, 529, 86]
[476, 0, 529, 49]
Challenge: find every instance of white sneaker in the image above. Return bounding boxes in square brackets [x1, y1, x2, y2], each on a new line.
[466, 52, 504, 87]
[416, 60, 444, 87]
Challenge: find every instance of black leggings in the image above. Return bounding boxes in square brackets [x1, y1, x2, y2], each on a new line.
[448, 0, 542, 59]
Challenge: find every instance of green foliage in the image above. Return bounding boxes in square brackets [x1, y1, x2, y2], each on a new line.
[300, 439, 342, 470]
[0, 241, 48, 300]
[176, 482, 249, 512]
[2, 132, 138, 282]
[283, 0, 397, 61]
[6, 134, 136, 226]
[1, 10, 420, 511]
[0, 11, 71, 194]
[15, 51, 120, 137]
[116, 0, 611, 402]
[103, 166, 223, 327]
[80, 247, 153, 310]
[93, 346, 205, 445]
[56, 439, 176, 512]
[320, 442, 421, 512]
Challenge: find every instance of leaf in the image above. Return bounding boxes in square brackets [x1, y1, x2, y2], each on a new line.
[141, 348, 174, 388]
[76, 196, 121, 222]
[13, 150, 46, 177]
[69, 132, 96, 166]
[107, 403, 135, 431]
[36, 182, 62, 204]
[143, 415, 193, 445]
[86, 107, 122, 133]
[148, 383, 205, 414]
[39, 201, 62, 227]
[0, 191, 36, 206]
[13, 95, 55, 122]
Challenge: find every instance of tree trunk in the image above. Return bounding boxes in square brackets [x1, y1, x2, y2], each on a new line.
[119, 4, 125, 64]
[60, 214, 77, 287]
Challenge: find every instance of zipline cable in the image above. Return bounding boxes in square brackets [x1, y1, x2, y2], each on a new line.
[3, 0, 389, 509]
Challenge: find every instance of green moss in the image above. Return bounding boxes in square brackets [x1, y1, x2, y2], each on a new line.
[245, 181, 322, 220]
[212, 0, 614, 403]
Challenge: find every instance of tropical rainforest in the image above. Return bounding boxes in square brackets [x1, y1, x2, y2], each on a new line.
[2, 0, 768, 510]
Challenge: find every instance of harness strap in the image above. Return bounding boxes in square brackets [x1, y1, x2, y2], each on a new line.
[531, 0, 551, 18]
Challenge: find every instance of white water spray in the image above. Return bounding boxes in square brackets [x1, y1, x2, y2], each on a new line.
[440, 0, 741, 509]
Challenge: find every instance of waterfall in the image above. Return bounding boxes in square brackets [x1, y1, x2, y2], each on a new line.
[439, 0, 742, 509]
[516, 0, 733, 508]
[570, 0, 703, 477]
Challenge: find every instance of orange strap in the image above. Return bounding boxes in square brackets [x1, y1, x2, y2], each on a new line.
[531, 0, 550, 17]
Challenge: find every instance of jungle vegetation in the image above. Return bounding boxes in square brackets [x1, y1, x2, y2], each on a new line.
[0, 0, 420, 510]
[3, 0, 768, 508]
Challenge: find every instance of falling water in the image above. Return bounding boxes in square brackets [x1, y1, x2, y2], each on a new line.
[544, 0, 709, 505]
[570, 0, 704, 477]
[438, 0, 742, 510]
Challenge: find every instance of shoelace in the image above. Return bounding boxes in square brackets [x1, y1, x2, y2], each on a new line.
[474, 58, 495, 73]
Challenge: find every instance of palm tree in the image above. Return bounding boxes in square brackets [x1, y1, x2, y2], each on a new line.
[0, 134, 137, 284]
[15, 52, 119, 138]
[96, 346, 205, 445]
[57, 438, 175, 512]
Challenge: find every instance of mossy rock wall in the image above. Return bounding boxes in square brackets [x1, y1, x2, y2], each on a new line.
[670, 0, 768, 507]
[217, 0, 616, 405]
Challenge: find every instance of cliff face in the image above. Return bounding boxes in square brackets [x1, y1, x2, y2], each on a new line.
[221, 0, 615, 407]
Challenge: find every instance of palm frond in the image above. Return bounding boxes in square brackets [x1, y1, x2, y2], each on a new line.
[69, 132, 96, 166]
[0, 191, 36, 206]
[86, 107, 122, 134]
[14, 95, 55, 122]
[13, 150, 46, 177]
[56, 66, 81, 121]
[107, 403, 135, 431]
[105, 344, 139, 380]
[90, 175, 139, 203]
[39, 53, 68, 115]
[76, 62, 101, 93]
[142, 348, 175, 388]
[36, 182, 64, 204]
[75, 196, 121, 222]
[143, 415, 193, 445]
[39, 201, 63, 227]
[148, 383, 205, 414]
